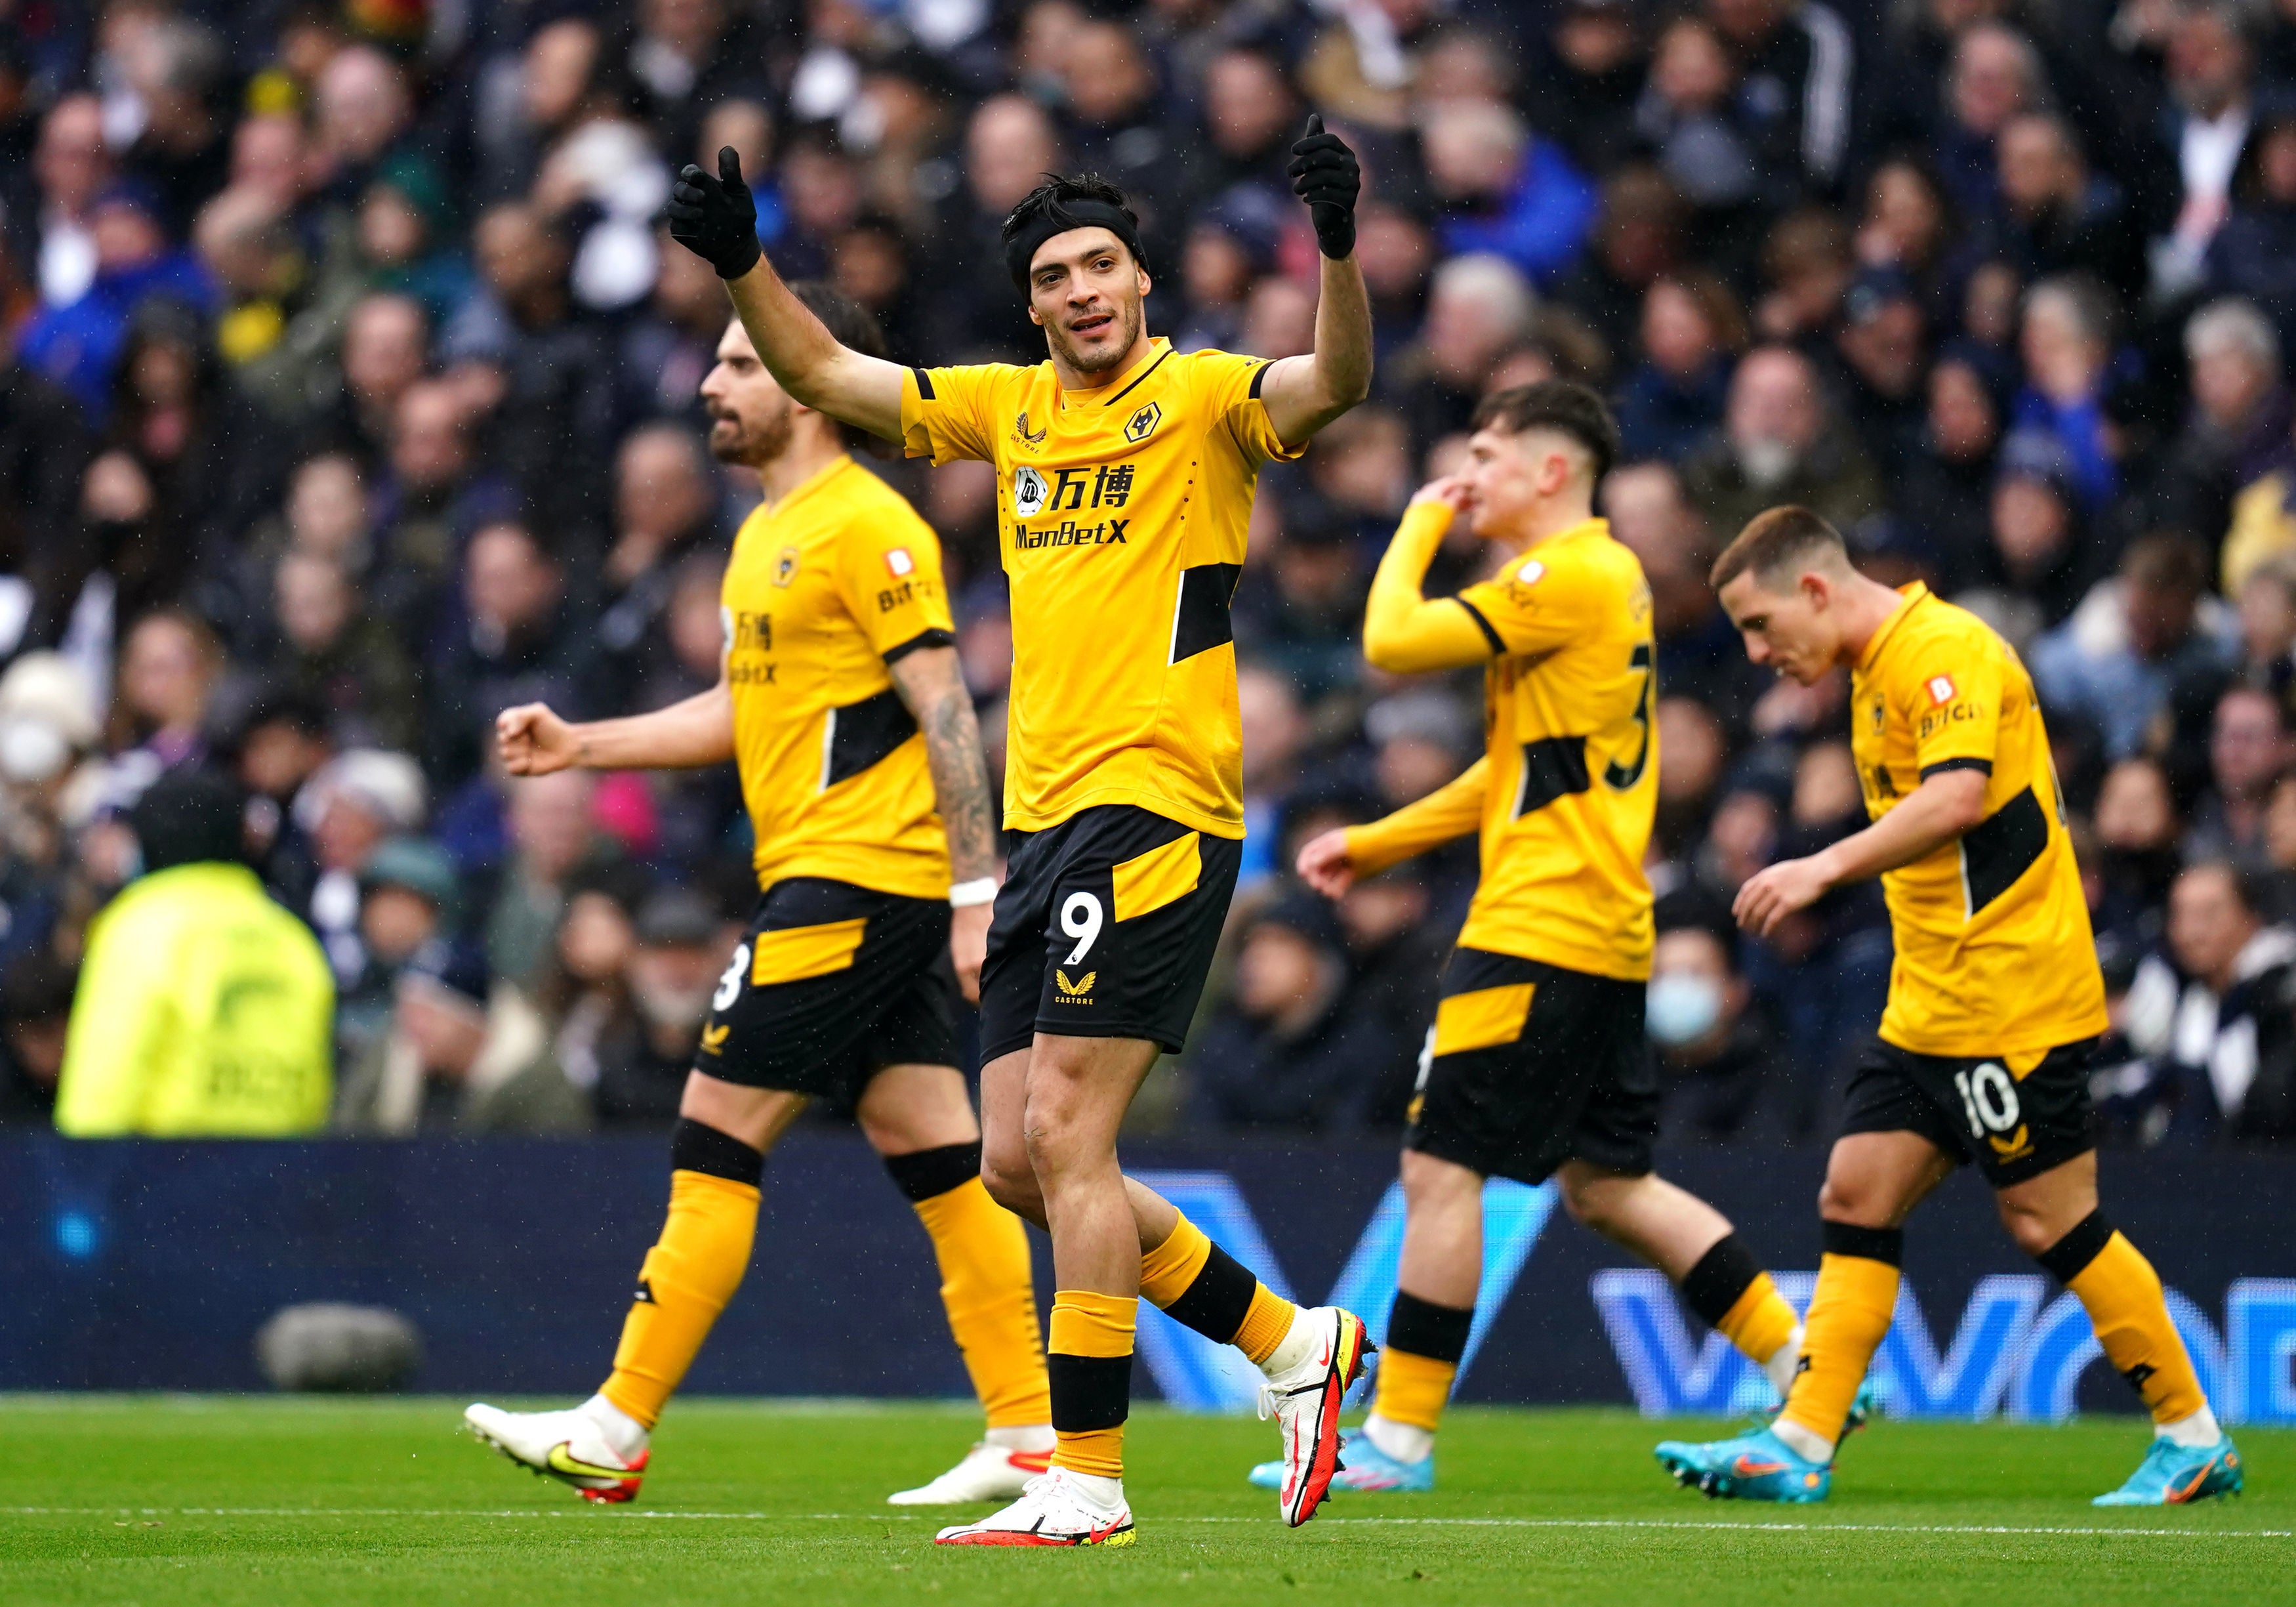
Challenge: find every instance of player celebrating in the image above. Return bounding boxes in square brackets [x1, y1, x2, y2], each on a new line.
[1656, 508, 2241, 1507]
[1276, 383, 1811, 1493]
[659, 118, 1376, 1545]
[464, 287, 1054, 1509]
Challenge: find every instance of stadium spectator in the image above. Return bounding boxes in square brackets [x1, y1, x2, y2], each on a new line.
[1649, 915, 1778, 1142]
[2186, 684, 2293, 867]
[484, 770, 619, 994]
[2116, 861, 2296, 1144]
[1189, 894, 1410, 1132]
[1682, 343, 1881, 540]
[592, 885, 724, 1127]
[2032, 535, 2234, 760]
[334, 935, 588, 1135]
[53, 770, 333, 1137]
[0, 952, 74, 1126]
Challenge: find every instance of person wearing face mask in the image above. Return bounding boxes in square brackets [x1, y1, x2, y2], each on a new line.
[1648, 915, 1778, 1142]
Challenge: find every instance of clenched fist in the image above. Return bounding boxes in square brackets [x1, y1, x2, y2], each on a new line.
[497, 703, 582, 776]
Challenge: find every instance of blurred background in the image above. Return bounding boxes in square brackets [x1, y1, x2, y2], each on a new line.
[0, 0, 2293, 1158]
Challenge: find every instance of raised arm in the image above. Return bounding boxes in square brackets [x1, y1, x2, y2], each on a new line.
[668, 149, 907, 442]
[1258, 117, 1374, 446]
[1363, 484, 1499, 673]
[888, 644, 999, 1001]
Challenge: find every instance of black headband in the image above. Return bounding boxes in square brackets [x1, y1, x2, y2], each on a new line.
[1004, 199, 1146, 291]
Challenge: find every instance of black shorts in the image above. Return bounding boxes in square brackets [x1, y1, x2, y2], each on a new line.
[1840, 1035, 2097, 1187]
[979, 804, 1242, 1062]
[698, 877, 960, 1113]
[1404, 949, 1658, 1186]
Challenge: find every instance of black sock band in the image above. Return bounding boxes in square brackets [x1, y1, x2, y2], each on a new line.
[2035, 1209, 2116, 1285]
[1161, 1241, 1259, 1343]
[1680, 1233, 1765, 1329]
[883, 1140, 983, 1203]
[1047, 1353, 1132, 1431]
[669, 1117, 764, 1186]
[1821, 1219, 1904, 1266]
[1387, 1291, 1474, 1366]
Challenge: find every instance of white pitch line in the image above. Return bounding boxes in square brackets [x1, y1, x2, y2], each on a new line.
[3, 1507, 2289, 1540]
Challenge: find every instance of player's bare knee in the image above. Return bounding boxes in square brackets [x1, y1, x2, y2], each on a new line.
[980, 1150, 1042, 1218]
[1817, 1172, 1893, 1228]
[1995, 1193, 2067, 1256]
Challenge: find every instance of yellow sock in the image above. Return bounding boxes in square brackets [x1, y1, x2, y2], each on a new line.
[1234, 1284, 1297, 1365]
[1139, 1211, 1296, 1360]
[1371, 1348, 1458, 1432]
[1049, 1289, 1136, 1480]
[914, 1177, 1050, 1430]
[1779, 1230, 1902, 1448]
[602, 1169, 758, 1427]
[1139, 1213, 1212, 1306]
[2064, 1230, 2207, 1425]
[1715, 1272, 1800, 1366]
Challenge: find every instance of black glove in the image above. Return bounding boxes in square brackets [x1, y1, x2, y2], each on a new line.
[666, 146, 762, 280]
[1287, 113, 1361, 260]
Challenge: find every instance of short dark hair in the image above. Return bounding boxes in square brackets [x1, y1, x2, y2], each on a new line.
[130, 770, 247, 872]
[787, 280, 892, 455]
[1709, 505, 1849, 592]
[2182, 856, 2270, 921]
[1000, 174, 1147, 272]
[1471, 380, 1622, 484]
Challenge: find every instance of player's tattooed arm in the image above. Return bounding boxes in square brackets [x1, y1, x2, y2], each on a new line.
[889, 645, 999, 885]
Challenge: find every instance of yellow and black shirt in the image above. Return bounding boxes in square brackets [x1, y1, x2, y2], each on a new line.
[898, 337, 1303, 839]
[1348, 512, 1660, 982]
[1851, 583, 2108, 1058]
[722, 453, 954, 901]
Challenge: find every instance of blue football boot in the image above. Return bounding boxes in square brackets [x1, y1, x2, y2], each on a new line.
[2093, 1435, 2244, 1506]
[1653, 1425, 1832, 1502]
[1248, 1426, 1434, 1493]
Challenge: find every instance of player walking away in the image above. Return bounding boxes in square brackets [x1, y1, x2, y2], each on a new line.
[1656, 508, 2242, 1507]
[464, 288, 1054, 1509]
[658, 116, 1376, 1545]
[1277, 383, 1810, 1493]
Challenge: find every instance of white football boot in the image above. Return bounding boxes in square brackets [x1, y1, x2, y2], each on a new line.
[463, 1400, 649, 1504]
[1257, 1305, 1374, 1526]
[888, 1430, 1054, 1505]
[933, 1467, 1136, 1547]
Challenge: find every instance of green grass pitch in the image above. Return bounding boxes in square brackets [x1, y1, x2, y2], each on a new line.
[3, 1397, 2292, 1605]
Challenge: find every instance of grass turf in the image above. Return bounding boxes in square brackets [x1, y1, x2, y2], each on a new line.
[1, 1397, 2290, 1605]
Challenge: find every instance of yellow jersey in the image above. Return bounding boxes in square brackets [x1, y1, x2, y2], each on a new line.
[1348, 512, 1659, 981]
[56, 862, 333, 1136]
[898, 337, 1303, 839]
[1851, 583, 2108, 1058]
[722, 453, 954, 901]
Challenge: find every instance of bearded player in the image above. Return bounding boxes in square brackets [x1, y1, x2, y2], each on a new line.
[663, 115, 1375, 1545]
[464, 284, 1054, 1509]
[1656, 507, 2240, 1507]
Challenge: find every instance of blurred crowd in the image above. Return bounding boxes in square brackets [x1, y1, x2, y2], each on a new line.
[4, 0, 2296, 1148]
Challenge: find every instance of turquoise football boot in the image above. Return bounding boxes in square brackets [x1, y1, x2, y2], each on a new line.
[1654, 1425, 1832, 1502]
[2093, 1435, 2244, 1506]
[1248, 1427, 1433, 1493]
